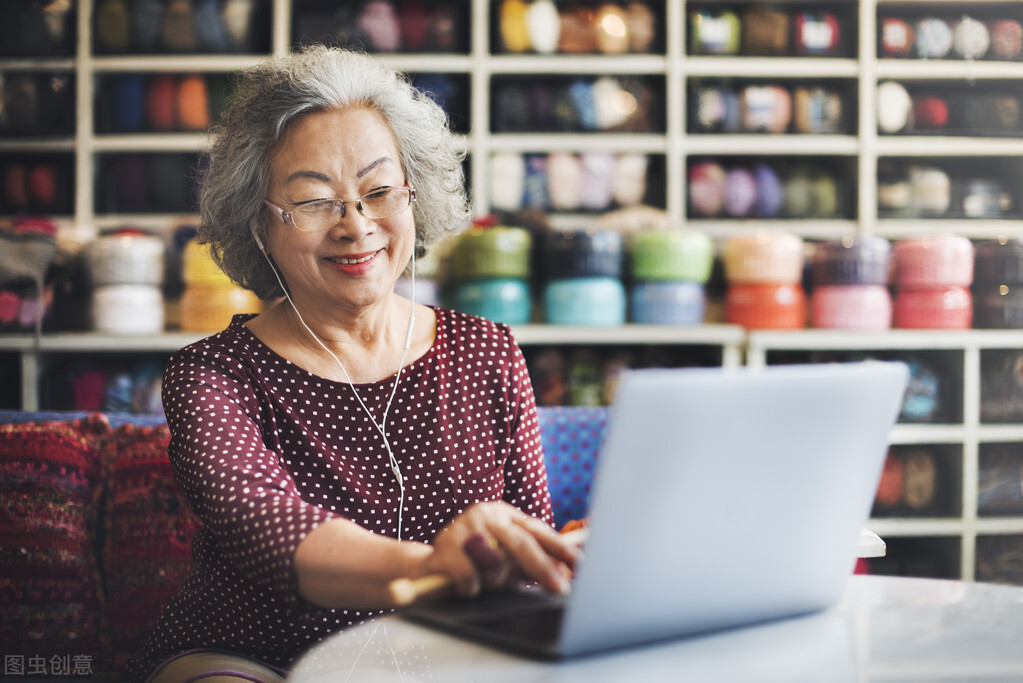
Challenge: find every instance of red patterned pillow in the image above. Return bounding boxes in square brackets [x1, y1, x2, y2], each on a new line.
[100, 423, 199, 675]
[0, 415, 110, 665]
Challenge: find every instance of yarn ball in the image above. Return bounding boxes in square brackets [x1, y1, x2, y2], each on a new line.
[723, 167, 757, 217]
[913, 96, 949, 129]
[28, 164, 58, 208]
[399, 0, 429, 51]
[177, 76, 210, 131]
[359, 1, 402, 52]
[688, 161, 726, 217]
[875, 453, 905, 509]
[113, 75, 146, 132]
[881, 17, 914, 57]
[753, 164, 784, 217]
[547, 152, 583, 211]
[901, 449, 937, 509]
[690, 10, 740, 54]
[489, 153, 526, 212]
[146, 76, 177, 131]
[526, 0, 560, 54]
[914, 17, 953, 59]
[95, 0, 132, 52]
[782, 170, 813, 218]
[579, 153, 616, 211]
[952, 16, 990, 60]
[523, 154, 550, 209]
[611, 153, 649, 207]
[991, 19, 1023, 59]
[499, 0, 532, 52]
[876, 81, 912, 133]
[595, 4, 630, 54]
[132, 0, 164, 52]
[162, 0, 199, 52]
[794, 12, 840, 54]
[900, 359, 941, 422]
[627, 2, 656, 52]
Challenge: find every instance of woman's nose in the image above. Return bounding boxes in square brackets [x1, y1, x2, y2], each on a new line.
[327, 203, 372, 241]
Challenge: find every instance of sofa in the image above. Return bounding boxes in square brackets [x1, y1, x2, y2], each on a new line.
[0, 406, 607, 679]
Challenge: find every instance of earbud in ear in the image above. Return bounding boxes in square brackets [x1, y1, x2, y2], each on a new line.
[249, 220, 266, 253]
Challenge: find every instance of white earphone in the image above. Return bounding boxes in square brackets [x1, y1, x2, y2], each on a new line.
[250, 218, 416, 540]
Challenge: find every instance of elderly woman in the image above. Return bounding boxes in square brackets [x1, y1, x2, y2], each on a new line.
[130, 46, 576, 683]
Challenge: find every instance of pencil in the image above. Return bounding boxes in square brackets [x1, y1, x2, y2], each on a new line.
[388, 526, 589, 606]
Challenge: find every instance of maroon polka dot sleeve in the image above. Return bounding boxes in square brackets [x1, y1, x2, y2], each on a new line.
[129, 308, 553, 678]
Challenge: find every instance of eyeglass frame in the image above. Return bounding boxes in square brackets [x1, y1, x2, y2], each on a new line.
[263, 183, 417, 232]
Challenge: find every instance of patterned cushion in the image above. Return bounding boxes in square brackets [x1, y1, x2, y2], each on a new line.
[537, 406, 609, 529]
[100, 422, 199, 675]
[0, 415, 110, 662]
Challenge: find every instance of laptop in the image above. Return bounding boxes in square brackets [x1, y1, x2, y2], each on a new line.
[401, 361, 909, 659]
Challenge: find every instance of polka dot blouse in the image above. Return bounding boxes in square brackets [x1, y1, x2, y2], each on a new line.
[130, 308, 553, 679]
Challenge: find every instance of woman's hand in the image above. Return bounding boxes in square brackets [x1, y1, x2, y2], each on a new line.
[419, 502, 580, 598]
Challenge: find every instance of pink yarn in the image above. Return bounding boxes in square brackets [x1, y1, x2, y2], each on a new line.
[894, 286, 972, 329]
[359, 1, 402, 52]
[811, 285, 892, 330]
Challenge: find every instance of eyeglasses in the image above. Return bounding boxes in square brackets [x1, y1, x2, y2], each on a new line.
[264, 185, 416, 232]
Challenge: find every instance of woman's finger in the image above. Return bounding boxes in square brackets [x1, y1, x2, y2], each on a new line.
[490, 521, 572, 595]
[512, 514, 582, 566]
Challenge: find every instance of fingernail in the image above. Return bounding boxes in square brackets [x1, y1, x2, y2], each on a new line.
[464, 534, 503, 571]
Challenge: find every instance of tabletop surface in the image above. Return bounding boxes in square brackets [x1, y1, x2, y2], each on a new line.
[288, 574, 1023, 682]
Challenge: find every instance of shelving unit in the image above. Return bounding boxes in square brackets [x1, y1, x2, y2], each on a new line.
[0, 323, 746, 410]
[747, 329, 1023, 583]
[2, 0, 1021, 242]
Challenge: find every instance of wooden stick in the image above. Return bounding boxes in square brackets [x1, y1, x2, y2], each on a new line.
[388, 527, 589, 606]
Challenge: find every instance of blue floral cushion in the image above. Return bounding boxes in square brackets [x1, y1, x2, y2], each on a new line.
[536, 406, 609, 529]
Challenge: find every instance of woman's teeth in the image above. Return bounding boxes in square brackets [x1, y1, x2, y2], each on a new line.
[331, 253, 375, 265]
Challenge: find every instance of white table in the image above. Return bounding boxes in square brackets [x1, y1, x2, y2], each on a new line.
[288, 575, 1023, 682]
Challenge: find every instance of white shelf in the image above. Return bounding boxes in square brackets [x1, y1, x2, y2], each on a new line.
[3, 0, 1020, 240]
[748, 328, 1023, 582]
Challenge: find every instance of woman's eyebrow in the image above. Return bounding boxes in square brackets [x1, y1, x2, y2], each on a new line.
[357, 157, 394, 178]
[284, 170, 331, 185]
[283, 157, 395, 185]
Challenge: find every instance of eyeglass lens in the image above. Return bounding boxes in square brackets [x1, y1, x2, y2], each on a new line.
[290, 187, 411, 231]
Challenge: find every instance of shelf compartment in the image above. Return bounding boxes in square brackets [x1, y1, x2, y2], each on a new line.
[91, 0, 273, 57]
[489, 2, 665, 57]
[490, 74, 665, 135]
[873, 443, 962, 519]
[981, 349, 1023, 424]
[36, 352, 167, 414]
[877, 156, 1023, 221]
[976, 533, 1023, 585]
[686, 154, 858, 221]
[0, 1, 76, 58]
[752, 346, 965, 425]
[875, 79, 1023, 139]
[688, 2, 860, 60]
[94, 152, 201, 215]
[93, 72, 233, 136]
[687, 76, 859, 137]
[486, 151, 666, 216]
[292, 0, 470, 55]
[526, 341, 740, 407]
[864, 534, 962, 580]
[0, 70, 75, 139]
[0, 152, 74, 217]
[978, 442, 1023, 516]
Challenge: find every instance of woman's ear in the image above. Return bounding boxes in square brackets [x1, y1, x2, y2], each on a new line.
[249, 219, 266, 253]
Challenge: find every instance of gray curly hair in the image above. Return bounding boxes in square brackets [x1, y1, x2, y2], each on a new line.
[197, 45, 472, 300]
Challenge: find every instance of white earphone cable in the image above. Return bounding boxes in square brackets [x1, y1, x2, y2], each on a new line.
[257, 238, 414, 541]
